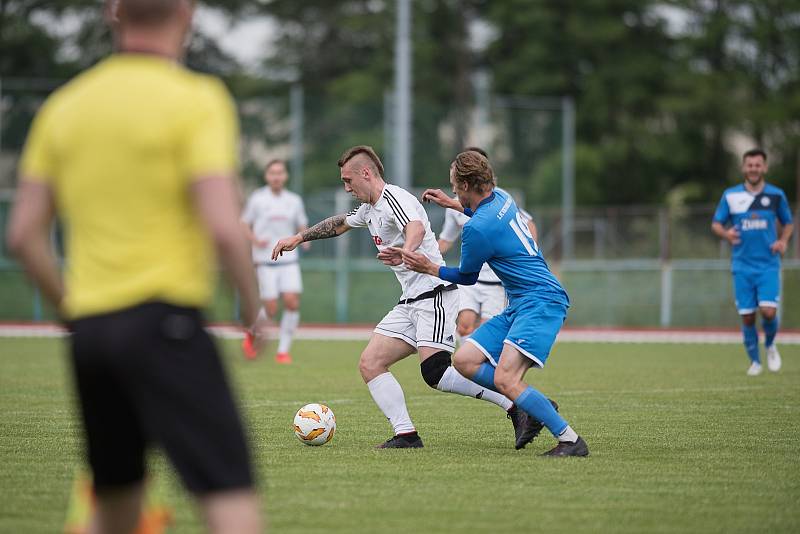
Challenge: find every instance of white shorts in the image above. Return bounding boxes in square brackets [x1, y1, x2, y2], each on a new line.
[256, 262, 303, 300]
[458, 282, 507, 320]
[374, 286, 459, 352]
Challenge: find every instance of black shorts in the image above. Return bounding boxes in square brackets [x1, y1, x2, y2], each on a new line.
[68, 302, 253, 495]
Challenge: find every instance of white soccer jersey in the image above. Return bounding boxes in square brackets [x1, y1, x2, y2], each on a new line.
[242, 187, 308, 264]
[438, 187, 533, 284]
[345, 184, 447, 300]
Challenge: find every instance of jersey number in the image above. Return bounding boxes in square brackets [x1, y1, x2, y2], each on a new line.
[509, 213, 539, 256]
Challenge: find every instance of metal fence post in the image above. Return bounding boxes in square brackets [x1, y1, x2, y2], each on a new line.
[290, 84, 304, 195]
[660, 263, 673, 328]
[659, 207, 672, 327]
[33, 286, 42, 321]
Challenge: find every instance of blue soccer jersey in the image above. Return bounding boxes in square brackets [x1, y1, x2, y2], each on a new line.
[458, 190, 569, 306]
[713, 183, 793, 273]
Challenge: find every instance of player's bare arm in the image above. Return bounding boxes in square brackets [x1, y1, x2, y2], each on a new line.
[422, 188, 462, 211]
[400, 249, 439, 277]
[241, 221, 268, 248]
[272, 214, 350, 260]
[379, 221, 425, 266]
[6, 179, 64, 310]
[770, 223, 794, 255]
[298, 225, 312, 250]
[711, 221, 741, 245]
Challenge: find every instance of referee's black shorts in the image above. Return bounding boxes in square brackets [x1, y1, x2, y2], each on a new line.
[68, 301, 254, 495]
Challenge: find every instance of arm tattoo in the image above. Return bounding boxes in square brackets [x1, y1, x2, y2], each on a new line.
[300, 214, 347, 242]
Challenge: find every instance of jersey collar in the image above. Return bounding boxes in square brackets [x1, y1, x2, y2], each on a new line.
[474, 192, 496, 211]
[372, 184, 387, 206]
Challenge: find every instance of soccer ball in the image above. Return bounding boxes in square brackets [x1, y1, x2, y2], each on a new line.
[293, 403, 336, 446]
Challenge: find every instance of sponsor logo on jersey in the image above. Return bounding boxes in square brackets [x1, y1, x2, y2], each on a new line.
[372, 235, 383, 245]
[741, 217, 768, 231]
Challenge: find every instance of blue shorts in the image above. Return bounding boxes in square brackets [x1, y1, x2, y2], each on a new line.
[466, 298, 567, 368]
[732, 270, 780, 315]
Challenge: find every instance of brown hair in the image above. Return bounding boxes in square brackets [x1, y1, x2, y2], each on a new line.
[743, 148, 767, 162]
[462, 146, 489, 159]
[338, 145, 385, 178]
[452, 151, 494, 194]
[265, 159, 286, 173]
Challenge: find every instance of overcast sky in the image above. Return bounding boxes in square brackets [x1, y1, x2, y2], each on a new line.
[194, 6, 276, 72]
[194, 4, 689, 75]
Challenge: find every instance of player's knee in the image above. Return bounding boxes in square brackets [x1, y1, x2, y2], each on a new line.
[452, 350, 478, 378]
[492, 370, 516, 397]
[760, 307, 777, 321]
[358, 351, 384, 381]
[741, 313, 756, 327]
[265, 300, 279, 318]
[283, 294, 300, 311]
[420, 351, 451, 389]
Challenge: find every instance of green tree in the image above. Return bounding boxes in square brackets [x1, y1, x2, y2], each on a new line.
[484, 0, 678, 205]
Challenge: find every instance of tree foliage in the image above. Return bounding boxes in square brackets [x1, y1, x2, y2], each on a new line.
[2, 0, 798, 203]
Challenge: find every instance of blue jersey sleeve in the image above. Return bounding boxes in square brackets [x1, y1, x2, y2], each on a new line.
[460, 224, 493, 274]
[437, 266, 479, 285]
[713, 193, 730, 224]
[777, 191, 793, 224]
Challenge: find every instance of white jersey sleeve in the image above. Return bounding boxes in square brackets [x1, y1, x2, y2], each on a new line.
[241, 193, 258, 225]
[345, 203, 370, 228]
[439, 208, 463, 242]
[295, 196, 309, 228]
[382, 186, 423, 233]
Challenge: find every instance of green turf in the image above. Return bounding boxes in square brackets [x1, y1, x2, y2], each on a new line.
[1, 338, 798, 533]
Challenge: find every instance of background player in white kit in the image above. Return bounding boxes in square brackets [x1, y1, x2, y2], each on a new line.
[241, 159, 309, 363]
[272, 145, 541, 449]
[438, 148, 538, 340]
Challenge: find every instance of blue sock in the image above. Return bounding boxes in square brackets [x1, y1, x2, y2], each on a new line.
[742, 324, 760, 364]
[763, 317, 778, 348]
[515, 386, 568, 437]
[471, 362, 499, 392]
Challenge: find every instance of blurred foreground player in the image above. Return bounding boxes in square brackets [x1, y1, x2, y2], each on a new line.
[241, 159, 309, 363]
[7, 1, 266, 532]
[402, 151, 588, 457]
[712, 148, 793, 376]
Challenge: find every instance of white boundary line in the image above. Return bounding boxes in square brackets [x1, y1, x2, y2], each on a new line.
[1, 323, 799, 344]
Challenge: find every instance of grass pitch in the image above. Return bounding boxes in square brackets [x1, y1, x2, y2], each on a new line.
[1, 337, 798, 533]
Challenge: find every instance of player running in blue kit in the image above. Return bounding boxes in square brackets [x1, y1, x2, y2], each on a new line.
[400, 151, 588, 456]
[712, 148, 794, 376]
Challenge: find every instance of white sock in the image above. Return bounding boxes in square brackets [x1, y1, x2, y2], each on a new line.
[437, 366, 514, 411]
[277, 310, 299, 354]
[558, 425, 579, 443]
[366, 372, 416, 435]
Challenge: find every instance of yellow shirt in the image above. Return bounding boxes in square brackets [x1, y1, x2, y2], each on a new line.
[19, 54, 239, 318]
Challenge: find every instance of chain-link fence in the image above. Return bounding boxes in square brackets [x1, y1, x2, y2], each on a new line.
[1, 79, 797, 327]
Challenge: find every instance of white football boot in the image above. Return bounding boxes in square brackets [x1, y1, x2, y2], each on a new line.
[746, 362, 763, 376]
[766, 345, 782, 372]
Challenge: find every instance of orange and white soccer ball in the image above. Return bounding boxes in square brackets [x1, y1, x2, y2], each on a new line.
[293, 403, 336, 446]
